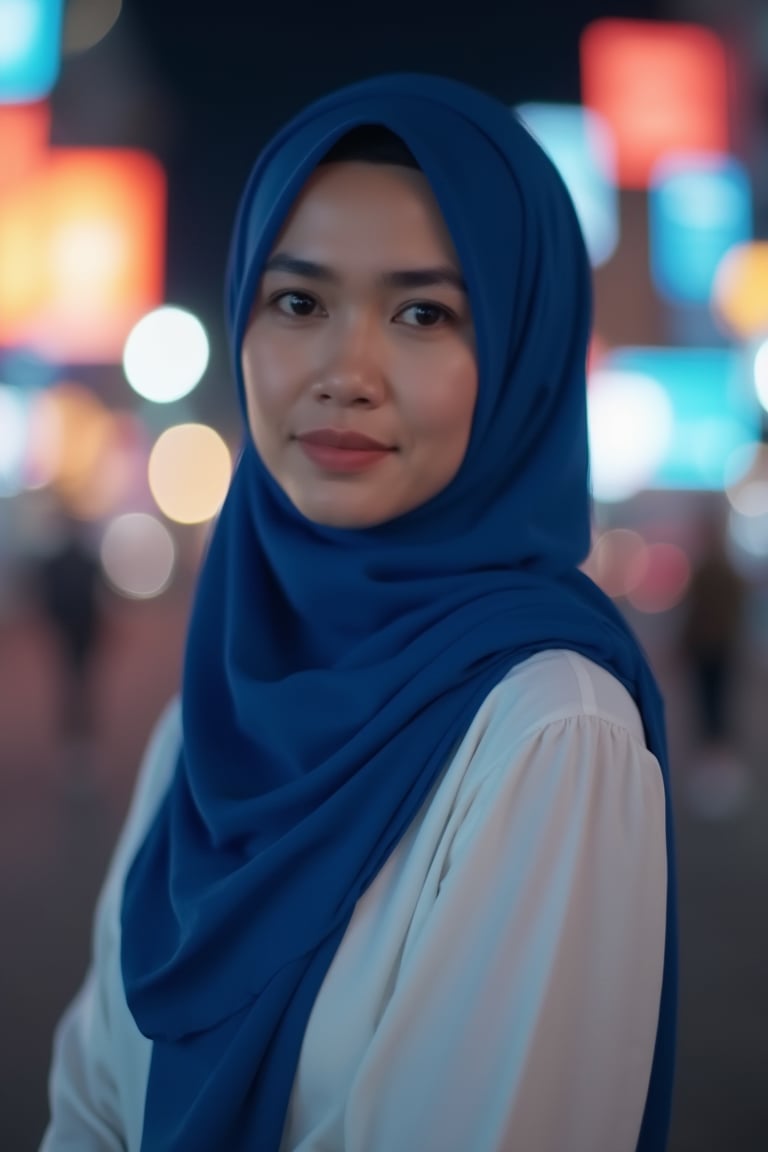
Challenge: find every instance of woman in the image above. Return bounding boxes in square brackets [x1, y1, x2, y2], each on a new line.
[42, 73, 676, 1152]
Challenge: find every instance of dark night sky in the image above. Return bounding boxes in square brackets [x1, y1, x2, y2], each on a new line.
[59, 0, 664, 416]
[127, 0, 663, 264]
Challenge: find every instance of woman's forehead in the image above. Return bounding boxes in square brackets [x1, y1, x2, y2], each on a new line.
[265, 161, 461, 269]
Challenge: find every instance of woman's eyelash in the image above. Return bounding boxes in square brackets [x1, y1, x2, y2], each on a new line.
[267, 291, 458, 326]
[395, 301, 457, 327]
[271, 291, 319, 315]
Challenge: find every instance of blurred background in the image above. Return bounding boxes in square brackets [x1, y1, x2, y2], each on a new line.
[1, 0, 768, 1148]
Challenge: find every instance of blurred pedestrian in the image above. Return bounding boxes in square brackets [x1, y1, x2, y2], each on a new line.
[35, 517, 104, 759]
[679, 502, 749, 816]
[680, 503, 745, 752]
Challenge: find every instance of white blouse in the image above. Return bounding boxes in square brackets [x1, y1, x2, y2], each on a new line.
[41, 649, 667, 1152]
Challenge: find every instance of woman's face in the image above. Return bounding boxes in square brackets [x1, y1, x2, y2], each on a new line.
[241, 161, 478, 528]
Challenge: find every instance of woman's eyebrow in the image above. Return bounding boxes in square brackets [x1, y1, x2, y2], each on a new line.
[263, 254, 334, 280]
[263, 253, 467, 293]
[384, 267, 467, 293]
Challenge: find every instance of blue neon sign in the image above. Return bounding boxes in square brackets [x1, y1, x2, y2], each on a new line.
[0, 0, 63, 103]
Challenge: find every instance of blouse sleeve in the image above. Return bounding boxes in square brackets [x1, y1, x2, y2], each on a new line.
[342, 712, 667, 1152]
[39, 976, 127, 1152]
[39, 700, 180, 1152]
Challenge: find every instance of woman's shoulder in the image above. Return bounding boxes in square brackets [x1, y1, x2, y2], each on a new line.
[488, 648, 647, 747]
[437, 649, 652, 826]
[432, 650, 660, 876]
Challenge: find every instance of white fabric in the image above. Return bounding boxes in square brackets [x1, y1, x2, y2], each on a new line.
[40, 650, 667, 1152]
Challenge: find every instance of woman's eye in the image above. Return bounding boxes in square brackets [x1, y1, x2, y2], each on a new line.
[273, 292, 319, 317]
[396, 302, 454, 328]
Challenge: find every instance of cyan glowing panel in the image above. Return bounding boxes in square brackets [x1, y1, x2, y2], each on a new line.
[0, 0, 63, 103]
[516, 103, 618, 267]
[649, 154, 752, 303]
[605, 347, 760, 490]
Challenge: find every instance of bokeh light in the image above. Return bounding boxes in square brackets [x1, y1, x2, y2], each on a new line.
[725, 443, 768, 517]
[724, 441, 761, 488]
[62, 0, 121, 55]
[0, 148, 166, 361]
[649, 154, 752, 304]
[123, 306, 209, 403]
[712, 242, 768, 340]
[753, 339, 768, 413]
[0, 0, 63, 102]
[100, 512, 175, 599]
[584, 528, 649, 598]
[515, 102, 618, 266]
[728, 505, 768, 562]
[24, 381, 115, 513]
[605, 347, 760, 490]
[0, 99, 50, 190]
[0, 382, 27, 496]
[626, 542, 691, 613]
[20, 383, 148, 518]
[587, 333, 607, 372]
[587, 370, 674, 502]
[585, 529, 691, 612]
[148, 423, 231, 524]
[727, 480, 768, 518]
[68, 409, 150, 520]
[580, 18, 729, 188]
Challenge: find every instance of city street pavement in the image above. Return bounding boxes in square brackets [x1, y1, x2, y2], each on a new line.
[1, 591, 767, 1151]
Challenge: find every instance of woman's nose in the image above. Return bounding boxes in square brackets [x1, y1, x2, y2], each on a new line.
[312, 320, 388, 406]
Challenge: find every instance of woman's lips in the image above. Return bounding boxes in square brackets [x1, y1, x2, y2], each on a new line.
[295, 428, 395, 473]
[297, 428, 392, 450]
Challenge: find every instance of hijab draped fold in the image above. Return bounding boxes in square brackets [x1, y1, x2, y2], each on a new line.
[121, 73, 676, 1151]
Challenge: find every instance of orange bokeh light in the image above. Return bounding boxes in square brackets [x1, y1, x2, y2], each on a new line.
[0, 149, 166, 362]
[25, 383, 144, 518]
[580, 19, 729, 189]
[0, 102, 51, 192]
[712, 242, 768, 340]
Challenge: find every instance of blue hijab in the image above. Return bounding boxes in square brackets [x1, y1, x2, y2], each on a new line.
[122, 73, 676, 1151]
